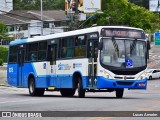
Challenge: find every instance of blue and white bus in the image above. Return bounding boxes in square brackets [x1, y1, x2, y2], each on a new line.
[7, 26, 149, 98]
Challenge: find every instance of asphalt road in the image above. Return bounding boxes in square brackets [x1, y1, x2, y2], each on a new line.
[0, 79, 160, 120]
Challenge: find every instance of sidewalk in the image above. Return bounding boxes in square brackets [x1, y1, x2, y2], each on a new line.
[0, 69, 8, 86]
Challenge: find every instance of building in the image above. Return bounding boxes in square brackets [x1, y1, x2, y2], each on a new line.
[0, 10, 69, 45]
[129, 0, 149, 9]
[0, 0, 13, 14]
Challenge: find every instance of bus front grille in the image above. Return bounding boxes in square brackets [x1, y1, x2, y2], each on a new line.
[116, 81, 134, 86]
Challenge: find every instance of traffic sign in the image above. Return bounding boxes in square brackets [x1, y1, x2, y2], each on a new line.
[154, 32, 160, 45]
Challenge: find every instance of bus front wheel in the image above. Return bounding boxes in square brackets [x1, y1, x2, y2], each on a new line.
[115, 89, 124, 98]
[29, 78, 45, 96]
[77, 78, 85, 98]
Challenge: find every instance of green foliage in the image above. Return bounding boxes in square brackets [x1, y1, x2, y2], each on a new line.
[0, 20, 6, 39]
[0, 59, 3, 66]
[0, 20, 15, 41]
[83, 0, 159, 33]
[13, 0, 64, 10]
[0, 46, 8, 63]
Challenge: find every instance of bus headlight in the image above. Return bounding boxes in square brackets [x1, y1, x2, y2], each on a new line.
[103, 71, 113, 79]
[137, 72, 148, 80]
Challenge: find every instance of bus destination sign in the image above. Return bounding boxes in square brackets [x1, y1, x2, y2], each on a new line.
[101, 28, 145, 39]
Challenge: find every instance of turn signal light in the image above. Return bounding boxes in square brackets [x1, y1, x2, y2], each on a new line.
[138, 83, 146, 87]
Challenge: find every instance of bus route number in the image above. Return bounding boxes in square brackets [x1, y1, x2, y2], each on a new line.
[9, 67, 14, 73]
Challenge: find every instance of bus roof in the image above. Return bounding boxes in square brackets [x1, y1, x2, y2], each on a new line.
[9, 26, 144, 46]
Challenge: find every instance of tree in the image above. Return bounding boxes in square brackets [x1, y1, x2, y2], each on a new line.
[0, 21, 6, 40]
[83, 0, 159, 33]
[0, 46, 8, 63]
[0, 21, 15, 41]
[13, 0, 64, 10]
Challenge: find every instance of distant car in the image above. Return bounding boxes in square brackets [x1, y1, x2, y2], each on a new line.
[146, 69, 160, 80]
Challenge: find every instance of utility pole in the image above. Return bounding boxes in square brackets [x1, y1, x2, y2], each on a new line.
[70, 0, 79, 30]
[40, 0, 43, 36]
[73, 0, 79, 30]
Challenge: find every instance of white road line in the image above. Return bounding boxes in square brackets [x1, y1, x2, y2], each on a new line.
[0, 99, 39, 104]
[0, 98, 8, 100]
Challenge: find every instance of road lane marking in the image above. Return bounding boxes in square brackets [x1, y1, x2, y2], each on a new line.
[87, 117, 112, 120]
[138, 105, 160, 111]
[0, 99, 39, 104]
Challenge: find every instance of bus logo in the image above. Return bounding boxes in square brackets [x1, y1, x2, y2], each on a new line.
[73, 63, 82, 68]
[58, 63, 71, 70]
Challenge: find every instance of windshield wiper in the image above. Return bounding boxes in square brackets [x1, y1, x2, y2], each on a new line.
[130, 39, 137, 54]
[112, 37, 119, 57]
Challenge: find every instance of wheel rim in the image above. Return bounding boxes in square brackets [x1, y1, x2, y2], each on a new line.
[29, 81, 34, 93]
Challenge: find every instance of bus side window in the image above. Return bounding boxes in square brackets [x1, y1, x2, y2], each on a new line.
[74, 35, 86, 57]
[61, 37, 73, 58]
[66, 38, 73, 57]
[9, 46, 18, 63]
[27, 42, 38, 62]
[38, 41, 47, 61]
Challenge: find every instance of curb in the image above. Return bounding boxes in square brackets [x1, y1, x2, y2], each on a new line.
[0, 84, 11, 87]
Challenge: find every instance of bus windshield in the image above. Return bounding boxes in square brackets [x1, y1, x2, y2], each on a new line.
[100, 38, 146, 68]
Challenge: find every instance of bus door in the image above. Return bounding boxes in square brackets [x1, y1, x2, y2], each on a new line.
[18, 44, 25, 87]
[88, 39, 98, 88]
[48, 40, 57, 87]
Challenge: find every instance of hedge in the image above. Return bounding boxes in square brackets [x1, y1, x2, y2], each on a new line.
[0, 59, 3, 66]
[0, 46, 8, 64]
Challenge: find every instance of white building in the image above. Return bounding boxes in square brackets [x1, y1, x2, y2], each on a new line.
[0, 0, 13, 13]
[0, 10, 69, 44]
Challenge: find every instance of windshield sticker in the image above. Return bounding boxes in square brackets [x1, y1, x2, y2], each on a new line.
[103, 56, 111, 63]
[126, 59, 133, 67]
[118, 58, 125, 63]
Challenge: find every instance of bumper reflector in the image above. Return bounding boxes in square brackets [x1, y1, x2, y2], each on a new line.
[48, 87, 55, 90]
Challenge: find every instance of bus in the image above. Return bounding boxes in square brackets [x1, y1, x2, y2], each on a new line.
[7, 26, 149, 98]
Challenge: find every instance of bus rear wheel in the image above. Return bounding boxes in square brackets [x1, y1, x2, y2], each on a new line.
[115, 89, 124, 98]
[77, 78, 85, 98]
[60, 89, 76, 97]
[29, 78, 45, 96]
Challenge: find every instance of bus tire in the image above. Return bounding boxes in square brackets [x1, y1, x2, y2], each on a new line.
[149, 76, 152, 80]
[29, 78, 45, 96]
[60, 89, 76, 97]
[115, 88, 124, 98]
[78, 78, 85, 98]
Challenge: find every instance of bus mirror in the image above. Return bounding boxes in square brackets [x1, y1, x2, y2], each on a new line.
[98, 39, 103, 50]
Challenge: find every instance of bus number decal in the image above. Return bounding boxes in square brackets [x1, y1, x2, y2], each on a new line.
[9, 67, 14, 73]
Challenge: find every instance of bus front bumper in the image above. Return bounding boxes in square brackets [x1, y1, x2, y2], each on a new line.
[96, 76, 147, 89]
